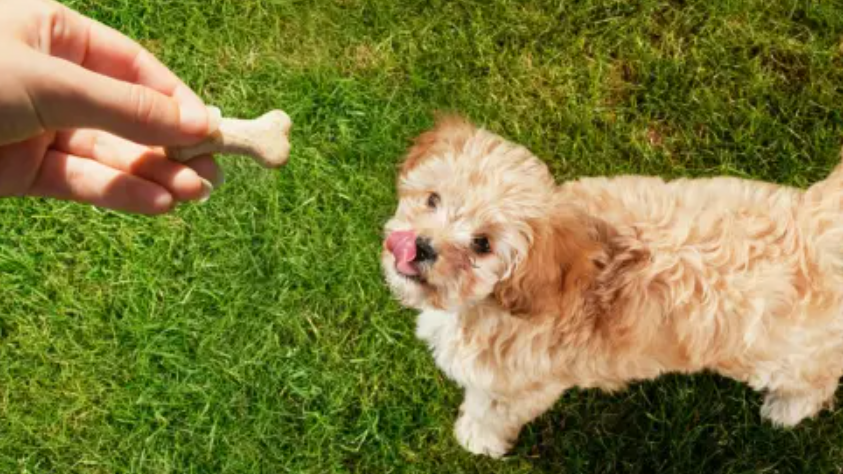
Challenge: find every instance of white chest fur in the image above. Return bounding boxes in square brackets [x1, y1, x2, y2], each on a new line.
[415, 309, 475, 388]
[415, 306, 553, 394]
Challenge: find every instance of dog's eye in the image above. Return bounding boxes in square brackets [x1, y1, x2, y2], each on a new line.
[427, 192, 440, 209]
[472, 236, 492, 255]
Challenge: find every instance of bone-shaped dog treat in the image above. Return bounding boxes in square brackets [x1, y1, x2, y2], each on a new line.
[166, 109, 292, 169]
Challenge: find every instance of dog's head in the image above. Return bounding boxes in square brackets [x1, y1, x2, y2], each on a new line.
[382, 116, 612, 315]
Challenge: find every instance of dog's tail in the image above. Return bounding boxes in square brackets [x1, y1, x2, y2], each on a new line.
[806, 148, 843, 197]
[801, 147, 843, 277]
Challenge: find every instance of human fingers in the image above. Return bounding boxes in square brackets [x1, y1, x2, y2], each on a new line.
[181, 155, 224, 189]
[0, 135, 51, 197]
[26, 55, 210, 146]
[53, 129, 213, 202]
[13, 0, 214, 137]
[27, 149, 175, 215]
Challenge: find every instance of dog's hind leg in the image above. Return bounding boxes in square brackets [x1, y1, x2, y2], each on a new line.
[758, 358, 841, 427]
[760, 382, 836, 427]
[798, 149, 843, 284]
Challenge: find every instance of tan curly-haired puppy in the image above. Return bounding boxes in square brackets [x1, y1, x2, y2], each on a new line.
[381, 115, 843, 458]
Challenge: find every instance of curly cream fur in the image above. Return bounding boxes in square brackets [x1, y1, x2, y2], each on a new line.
[381, 116, 843, 458]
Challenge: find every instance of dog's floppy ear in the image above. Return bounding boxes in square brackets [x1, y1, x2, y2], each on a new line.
[493, 210, 605, 318]
[400, 113, 476, 177]
[494, 210, 651, 321]
[493, 209, 649, 320]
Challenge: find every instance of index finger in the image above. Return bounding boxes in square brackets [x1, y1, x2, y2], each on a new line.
[41, 0, 213, 135]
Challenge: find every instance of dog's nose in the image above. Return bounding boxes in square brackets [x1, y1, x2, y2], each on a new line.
[414, 237, 437, 263]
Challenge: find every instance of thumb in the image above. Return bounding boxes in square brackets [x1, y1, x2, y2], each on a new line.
[28, 56, 215, 146]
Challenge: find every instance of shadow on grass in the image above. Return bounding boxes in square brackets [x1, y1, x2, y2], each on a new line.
[516, 374, 843, 473]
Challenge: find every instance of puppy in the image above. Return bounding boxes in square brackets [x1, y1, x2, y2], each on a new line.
[381, 115, 843, 458]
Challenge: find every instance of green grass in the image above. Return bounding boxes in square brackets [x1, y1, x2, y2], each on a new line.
[2, 0, 843, 472]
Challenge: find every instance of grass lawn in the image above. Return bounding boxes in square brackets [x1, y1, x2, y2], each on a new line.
[2, 0, 843, 472]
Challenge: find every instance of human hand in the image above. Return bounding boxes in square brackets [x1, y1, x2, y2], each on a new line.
[0, 0, 221, 215]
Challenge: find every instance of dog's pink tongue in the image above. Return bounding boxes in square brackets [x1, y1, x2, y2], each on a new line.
[386, 231, 419, 276]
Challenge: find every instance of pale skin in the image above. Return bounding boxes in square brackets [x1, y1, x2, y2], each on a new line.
[0, 0, 222, 215]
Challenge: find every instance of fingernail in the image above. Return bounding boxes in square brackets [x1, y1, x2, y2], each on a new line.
[198, 178, 213, 203]
[208, 106, 222, 133]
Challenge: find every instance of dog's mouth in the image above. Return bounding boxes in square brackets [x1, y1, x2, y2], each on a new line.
[386, 230, 426, 282]
[386, 252, 430, 284]
[401, 269, 427, 284]
[384, 229, 442, 290]
[396, 262, 431, 285]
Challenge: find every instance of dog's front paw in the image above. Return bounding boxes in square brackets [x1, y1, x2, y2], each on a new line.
[454, 414, 511, 459]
